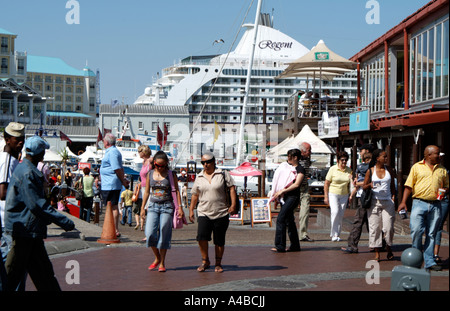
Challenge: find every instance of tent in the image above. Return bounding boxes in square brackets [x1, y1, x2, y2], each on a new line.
[265, 135, 295, 156]
[43, 149, 63, 162]
[78, 148, 102, 163]
[267, 125, 335, 161]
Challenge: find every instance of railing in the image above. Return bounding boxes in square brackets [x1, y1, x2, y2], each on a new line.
[286, 93, 357, 119]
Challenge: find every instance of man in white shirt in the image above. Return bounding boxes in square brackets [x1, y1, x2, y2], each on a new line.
[0, 122, 25, 290]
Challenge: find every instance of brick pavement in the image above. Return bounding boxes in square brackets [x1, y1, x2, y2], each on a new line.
[32, 207, 450, 292]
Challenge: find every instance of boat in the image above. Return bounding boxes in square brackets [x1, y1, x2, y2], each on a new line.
[133, 7, 358, 163]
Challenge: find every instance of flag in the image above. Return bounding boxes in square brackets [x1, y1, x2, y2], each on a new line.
[59, 131, 72, 144]
[157, 125, 163, 149]
[103, 128, 112, 135]
[111, 99, 119, 108]
[96, 128, 103, 147]
[213, 121, 220, 143]
[163, 123, 169, 147]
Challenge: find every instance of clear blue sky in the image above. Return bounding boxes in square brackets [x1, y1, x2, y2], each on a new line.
[2, 0, 430, 106]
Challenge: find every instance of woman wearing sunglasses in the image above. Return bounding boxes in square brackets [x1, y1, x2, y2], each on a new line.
[324, 151, 353, 241]
[189, 152, 237, 273]
[141, 151, 183, 272]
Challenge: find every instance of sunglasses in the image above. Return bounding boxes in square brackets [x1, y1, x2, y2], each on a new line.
[201, 158, 215, 165]
[339, 158, 348, 162]
[154, 162, 166, 168]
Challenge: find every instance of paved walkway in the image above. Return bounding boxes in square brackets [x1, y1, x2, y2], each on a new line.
[36, 207, 449, 292]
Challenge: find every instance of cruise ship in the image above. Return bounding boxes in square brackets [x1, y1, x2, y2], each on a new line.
[133, 12, 357, 159]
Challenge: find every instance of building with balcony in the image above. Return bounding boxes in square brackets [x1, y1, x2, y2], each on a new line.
[341, 0, 448, 200]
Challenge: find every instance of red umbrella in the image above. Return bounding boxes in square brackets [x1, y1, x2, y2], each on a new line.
[229, 162, 262, 177]
[230, 162, 262, 193]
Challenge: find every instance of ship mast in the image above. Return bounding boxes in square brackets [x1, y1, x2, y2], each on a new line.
[235, 0, 263, 166]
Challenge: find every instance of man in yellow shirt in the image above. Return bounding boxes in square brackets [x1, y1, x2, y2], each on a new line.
[120, 185, 134, 226]
[399, 145, 449, 271]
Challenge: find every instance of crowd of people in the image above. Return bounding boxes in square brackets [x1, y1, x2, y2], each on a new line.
[0, 120, 448, 291]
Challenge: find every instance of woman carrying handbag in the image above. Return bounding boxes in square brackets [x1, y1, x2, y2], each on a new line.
[363, 149, 396, 262]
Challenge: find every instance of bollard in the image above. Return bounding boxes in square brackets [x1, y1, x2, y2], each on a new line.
[93, 197, 100, 225]
[390, 248, 430, 291]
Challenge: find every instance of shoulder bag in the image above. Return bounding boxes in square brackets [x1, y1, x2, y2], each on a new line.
[360, 167, 373, 209]
[168, 170, 187, 229]
[222, 171, 241, 212]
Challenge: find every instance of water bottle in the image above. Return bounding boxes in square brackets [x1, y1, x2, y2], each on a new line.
[399, 209, 407, 219]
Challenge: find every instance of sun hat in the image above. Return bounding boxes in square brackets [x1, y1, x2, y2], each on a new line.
[4, 122, 25, 137]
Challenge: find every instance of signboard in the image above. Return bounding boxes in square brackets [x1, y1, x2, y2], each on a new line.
[318, 114, 339, 138]
[349, 109, 370, 132]
[251, 198, 272, 227]
[315, 52, 329, 61]
[229, 198, 244, 224]
[78, 162, 91, 170]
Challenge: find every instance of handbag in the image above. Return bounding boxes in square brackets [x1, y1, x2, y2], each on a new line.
[360, 167, 373, 209]
[75, 176, 84, 201]
[168, 170, 187, 229]
[222, 171, 241, 212]
[360, 188, 373, 209]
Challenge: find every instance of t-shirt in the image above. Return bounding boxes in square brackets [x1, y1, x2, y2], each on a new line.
[100, 146, 123, 191]
[82, 175, 95, 198]
[326, 164, 352, 195]
[284, 164, 306, 198]
[121, 189, 134, 206]
[148, 170, 172, 203]
[0, 152, 20, 228]
[191, 168, 234, 219]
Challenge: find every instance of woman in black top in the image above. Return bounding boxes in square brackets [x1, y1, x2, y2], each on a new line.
[272, 148, 305, 252]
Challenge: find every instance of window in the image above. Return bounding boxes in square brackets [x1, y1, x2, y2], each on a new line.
[410, 17, 449, 104]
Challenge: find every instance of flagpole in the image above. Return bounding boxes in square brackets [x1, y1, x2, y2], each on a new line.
[236, 0, 262, 166]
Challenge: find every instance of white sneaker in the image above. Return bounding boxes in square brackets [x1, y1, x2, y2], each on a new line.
[331, 236, 341, 242]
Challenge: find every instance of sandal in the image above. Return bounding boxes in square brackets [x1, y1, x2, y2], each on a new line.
[215, 257, 223, 273]
[197, 258, 210, 272]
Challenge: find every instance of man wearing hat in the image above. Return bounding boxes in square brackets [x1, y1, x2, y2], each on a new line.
[3, 135, 75, 291]
[0, 122, 25, 290]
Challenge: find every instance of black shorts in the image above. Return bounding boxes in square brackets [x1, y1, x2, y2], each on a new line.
[101, 190, 121, 206]
[197, 215, 230, 246]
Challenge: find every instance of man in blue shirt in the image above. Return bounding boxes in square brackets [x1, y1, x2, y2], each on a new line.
[4, 136, 74, 291]
[100, 133, 129, 237]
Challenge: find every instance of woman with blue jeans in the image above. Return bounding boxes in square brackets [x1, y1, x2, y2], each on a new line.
[141, 151, 183, 272]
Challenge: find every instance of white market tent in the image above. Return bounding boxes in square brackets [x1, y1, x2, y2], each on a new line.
[267, 125, 335, 162]
[43, 149, 63, 162]
[78, 148, 102, 163]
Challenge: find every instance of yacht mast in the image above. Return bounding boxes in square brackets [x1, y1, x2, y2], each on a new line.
[235, 0, 263, 166]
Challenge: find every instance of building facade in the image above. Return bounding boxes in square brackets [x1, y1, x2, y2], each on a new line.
[1, 27, 97, 129]
[341, 0, 449, 204]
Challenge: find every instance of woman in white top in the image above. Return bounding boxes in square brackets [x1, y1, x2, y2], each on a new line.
[363, 149, 396, 262]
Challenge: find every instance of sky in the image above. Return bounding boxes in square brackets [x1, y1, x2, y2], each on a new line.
[2, 0, 431, 106]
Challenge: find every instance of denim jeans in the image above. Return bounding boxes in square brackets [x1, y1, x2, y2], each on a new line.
[121, 205, 132, 225]
[436, 197, 449, 245]
[145, 201, 174, 249]
[410, 199, 441, 268]
[274, 195, 300, 251]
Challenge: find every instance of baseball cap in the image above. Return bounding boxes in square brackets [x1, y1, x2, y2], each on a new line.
[4, 122, 25, 137]
[25, 136, 50, 156]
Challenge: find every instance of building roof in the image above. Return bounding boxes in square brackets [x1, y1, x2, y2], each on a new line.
[0, 27, 16, 36]
[27, 55, 88, 77]
[100, 104, 189, 115]
[350, 0, 448, 61]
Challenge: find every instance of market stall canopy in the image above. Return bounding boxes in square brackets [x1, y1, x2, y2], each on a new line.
[279, 39, 358, 78]
[230, 162, 262, 177]
[65, 146, 80, 159]
[43, 149, 63, 162]
[267, 125, 335, 161]
[78, 148, 102, 163]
